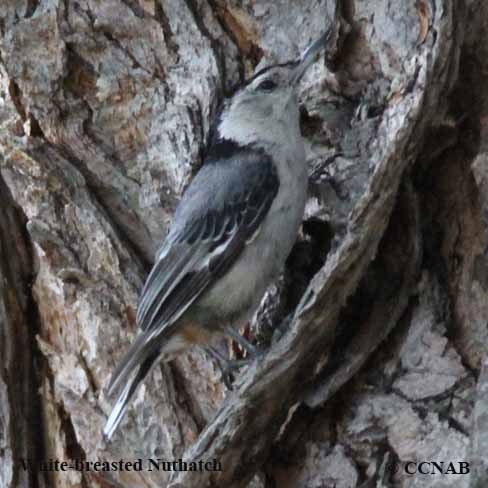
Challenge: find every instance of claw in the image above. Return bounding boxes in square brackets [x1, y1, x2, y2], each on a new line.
[204, 346, 252, 390]
[224, 325, 264, 358]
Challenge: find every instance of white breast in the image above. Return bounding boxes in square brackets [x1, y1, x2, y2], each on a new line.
[200, 126, 308, 325]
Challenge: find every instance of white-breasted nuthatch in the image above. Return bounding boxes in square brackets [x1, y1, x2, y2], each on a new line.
[103, 33, 327, 440]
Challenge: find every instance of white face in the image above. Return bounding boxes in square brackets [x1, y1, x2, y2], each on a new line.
[218, 64, 301, 146]
[234, 65, 297, 116]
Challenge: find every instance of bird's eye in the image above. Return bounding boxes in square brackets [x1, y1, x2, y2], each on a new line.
[257, 80, 277, 91]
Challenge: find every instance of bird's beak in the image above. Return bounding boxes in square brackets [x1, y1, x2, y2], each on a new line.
[291, 33, 328, 85]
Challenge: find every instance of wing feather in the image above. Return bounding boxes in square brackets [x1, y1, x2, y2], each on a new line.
[140, 149, 278, 334]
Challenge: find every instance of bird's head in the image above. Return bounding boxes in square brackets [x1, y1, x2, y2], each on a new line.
[216, 33, 328, 147]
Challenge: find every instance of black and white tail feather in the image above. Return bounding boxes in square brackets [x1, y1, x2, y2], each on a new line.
[103, 150, 279, 440]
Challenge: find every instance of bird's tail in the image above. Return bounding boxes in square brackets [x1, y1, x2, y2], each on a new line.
[103, 326, 190, 440]
[103, 348, 159, 441]
[103, 331, 162, 441]
[106, 331, 159, 397]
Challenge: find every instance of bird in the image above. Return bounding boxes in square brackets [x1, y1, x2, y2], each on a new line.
[103, 33, 327, 441]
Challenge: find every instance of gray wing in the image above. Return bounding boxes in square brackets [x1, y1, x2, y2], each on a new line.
[107, 148, 279, 394]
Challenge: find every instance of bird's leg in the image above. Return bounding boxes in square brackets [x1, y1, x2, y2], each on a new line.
[204, 326, 265, 389]
[204, 346, 249, 390]
[224, 325, 261, 358]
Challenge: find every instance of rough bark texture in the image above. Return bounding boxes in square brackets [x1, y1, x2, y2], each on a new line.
[1, 1, 488, 487]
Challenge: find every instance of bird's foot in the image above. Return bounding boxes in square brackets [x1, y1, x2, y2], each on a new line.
[204, 347, 252, 390]
[224, 325, 266, 360]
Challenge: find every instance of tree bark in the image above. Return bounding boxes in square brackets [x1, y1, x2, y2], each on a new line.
[1, 1, 487, 487]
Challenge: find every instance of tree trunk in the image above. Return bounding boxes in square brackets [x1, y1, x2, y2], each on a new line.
[0, 1, 487, 487]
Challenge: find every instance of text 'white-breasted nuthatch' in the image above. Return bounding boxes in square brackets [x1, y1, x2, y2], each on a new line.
[103, 33, 328, 440]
